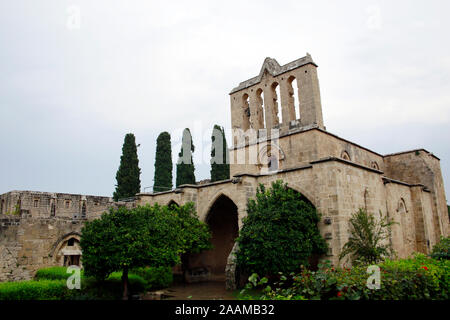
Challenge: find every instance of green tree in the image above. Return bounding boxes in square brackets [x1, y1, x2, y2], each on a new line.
[339, 208, 395, 265]
[170, 202, 213, 281]
[153, 132, 173, 192]
[176, 128, 196, 187]
[113, 133, 141, 201]
[430, 236, 450, 260]
[236, 180, 327, 276]
[80, 203, 211, 299]
[210, 124, 230, 182]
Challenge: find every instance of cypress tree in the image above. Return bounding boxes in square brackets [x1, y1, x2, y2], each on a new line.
[176, 128, 196, 187]
[153, 132, 173, 192]
[210, 124, 230, 182]
[113, 133, 141, 201]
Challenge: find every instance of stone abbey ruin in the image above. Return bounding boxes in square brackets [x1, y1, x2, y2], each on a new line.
[1, 54, 448, 287]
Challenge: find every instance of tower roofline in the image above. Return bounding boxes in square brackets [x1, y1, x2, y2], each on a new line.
[229, 54, 317, 94]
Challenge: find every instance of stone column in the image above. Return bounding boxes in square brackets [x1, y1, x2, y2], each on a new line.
[296, 64, 324, 129]
[280, 78, 295, 124]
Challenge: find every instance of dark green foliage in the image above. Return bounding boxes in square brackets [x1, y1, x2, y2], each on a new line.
[153, 132, 173, 192]
[173, 202, 212, 254]
[236, 180, 327, 276]
[113, 133, 141, 201]
[210, 124, 230, 182]
[80, 205, 182, 298]
[0, 280, 71, 300]
[430, 236, 450, 260]
[249, 254, 450, 300]
[35, 266, 84, 280]
[173, 202, 213, 280]
[131, 266, 173, 290]
[80, 203, 211, 298]
[80, 205, 182, 279]
[176, 128, 196, 187]
[339, 208, 395, 265]
[29, 267, 169, 300]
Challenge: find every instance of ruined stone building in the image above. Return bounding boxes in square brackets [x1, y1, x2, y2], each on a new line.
[0, 54, 448, 286]
[0, 191, 114, 281]
[136, 54, 449, 287]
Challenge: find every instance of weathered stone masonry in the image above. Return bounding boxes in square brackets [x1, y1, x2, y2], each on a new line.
[0, 191, 132, 282]
[137, 55, 449, 288]
[0, 55, 448, 287]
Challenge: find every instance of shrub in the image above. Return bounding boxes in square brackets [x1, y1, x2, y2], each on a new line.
[131, 266, 173, 289]
[237, 180, 327, 276]
[35, 266, 84, 280]
[430, 236, 450, 260]
[0, 280, 70, 300]
[80, 203, 210, 299]
[245, 255, 449, 300]
[339, 208, 395, 265]
[32, 267, 148, 300]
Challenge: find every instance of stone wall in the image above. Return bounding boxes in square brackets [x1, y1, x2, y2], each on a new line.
[0, 191, 132, 282]
[0, 215, 85, 282]
[384, 150, 449, 239]
[138, 155, 447, 273]
[0, 191, 113, 220]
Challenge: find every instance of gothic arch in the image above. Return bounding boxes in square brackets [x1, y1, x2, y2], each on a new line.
[287, 75, 300, 120]
[49, 232, 81, 258]
[167, 199, 179, 207]
[188, 193, 239, 281]
[205, 190, 238, 219]
[271, 82, 281, 125]
[284, 183, 318, 209]
[341, 151, 351, 161]
[256, 88, 265, 129]
[370, 161, 380, 170]
[397, 198, 408, 213]
[241, 93, 250, 130]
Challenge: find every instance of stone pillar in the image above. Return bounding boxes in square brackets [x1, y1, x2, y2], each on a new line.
[225, 242, 239, 290]
[249, 90, 264, 130]
[296, 63, 324, 129]
[411, 186, 428, 253]
[280, 79, 295, 124]
[241, 94, 250, 131]
[263, 85, 278, 129]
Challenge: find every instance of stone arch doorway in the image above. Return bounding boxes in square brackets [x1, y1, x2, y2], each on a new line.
[167, 200, 179, 208]
[188, 194, 239, 282]
[50, 233, 82, 267]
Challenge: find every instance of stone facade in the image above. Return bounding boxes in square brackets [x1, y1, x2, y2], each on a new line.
[136, 55, 449, 289]
[0, 54, 448, 287]
[0, 191, 133, 281]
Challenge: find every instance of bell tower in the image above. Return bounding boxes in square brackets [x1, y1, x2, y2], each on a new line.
[229, 54, 324, 146]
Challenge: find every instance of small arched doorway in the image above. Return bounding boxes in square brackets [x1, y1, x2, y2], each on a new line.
[188, 195, 239, 282]
[50, 233, 82, 267]
[167, 200, 179, 209]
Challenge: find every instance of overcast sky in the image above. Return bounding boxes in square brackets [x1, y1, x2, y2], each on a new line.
[0, 0, 449, 202]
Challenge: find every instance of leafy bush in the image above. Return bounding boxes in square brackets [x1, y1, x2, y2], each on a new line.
[242, 254, 449, 300]
[131, 266, 173, 289]
[237, 180, 327, 276]
[35, 266, 84, 280]
[80, 203, 210, 299]
[430, 236, 450, 260]
[339, 208, 395, 265]
[30, 267, 148, 300]
[72, 273, 148, 300]
[0, 280, 70, 300]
